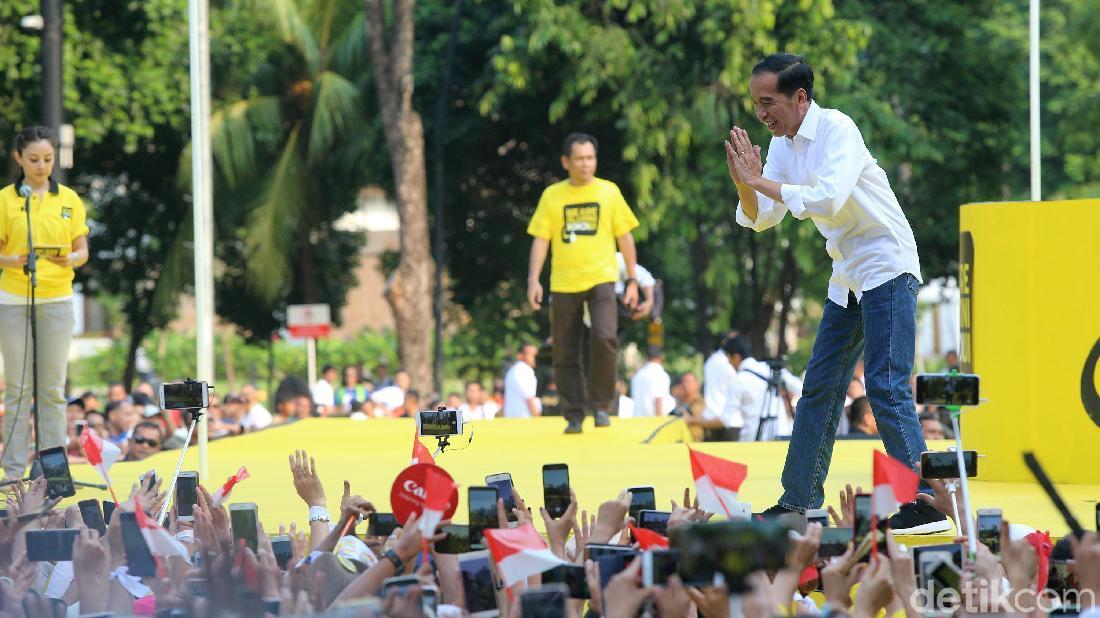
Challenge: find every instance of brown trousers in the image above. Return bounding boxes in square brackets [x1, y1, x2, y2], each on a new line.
[551, 282, 618, 422]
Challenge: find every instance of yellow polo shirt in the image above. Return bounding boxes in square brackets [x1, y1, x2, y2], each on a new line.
[0, 180, 89, 299]
[527, 177, 640, 293]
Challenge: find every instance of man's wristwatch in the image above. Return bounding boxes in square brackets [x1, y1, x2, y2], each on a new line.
[624, 277, 638, 288]
[308, 506, 331, 523]
[383, 548, 405, 573]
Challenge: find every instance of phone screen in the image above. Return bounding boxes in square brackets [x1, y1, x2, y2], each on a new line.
[519, 586, 568, 618]
[271, 535, 292, 569]
[102, 500, 117, 524]
[921, 451, 977, 479]
[434, 524, 471, 554]
[161, 381, 208, 410]
[585, 544, 636, 563]
[541, 564, 589, 599]
[638, 510, 671, 536]
[176, 473, 198, 520]
[914, 374, 980, 406]
[79, 499, 107, 537]
[229, 503, 259, 553]
[120, 512, 158, 577]
[853, 494, 872, 544]
[459, 552, 498, 615]
[39, 447, 76, 499]
[627, 487, 656, 522]
[485, 474, 516, 523]
[25, 529, 80, 562]
[469, 487, 499, 549]
[817, 527, 853, 558]
[976, 511, 1002, 554]
[368, 513, 399, 537]
[542, 465, 570, 519]
[671, 521, 788, 592]
[645, 549, 680, 586]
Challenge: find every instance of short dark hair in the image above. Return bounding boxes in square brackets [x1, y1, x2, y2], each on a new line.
[751, 54, 814, 101]
[918, 411, 939, 423]
[721, 335, 752, 360]
[848, 396, 871, 427]
[134, 421, 164, 441]
[104, 400, 128, 418]
[12, 126, 56, 154]
[562, 133, 598, 157]
[465, 381, 483, 390]
[322, 365, 336, 374]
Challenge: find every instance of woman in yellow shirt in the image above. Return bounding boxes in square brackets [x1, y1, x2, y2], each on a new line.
[0, 126, 89, 481]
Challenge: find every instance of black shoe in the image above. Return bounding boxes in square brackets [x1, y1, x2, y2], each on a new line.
[564, 419, 584, 434]
[759, 504, 799, 519]
[888, 499, 951, 535]
[594, 411, 611, 428]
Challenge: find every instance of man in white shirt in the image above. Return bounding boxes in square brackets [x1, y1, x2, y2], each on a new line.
[702, 331, 739, 424]
[686, 337, 752, 441]
[311, 366, 338, 415]
[736, 351, 803, 442]
[239, 384, 273, 430]
[725, 53, 943, 534]
[370, 370, 411, 415]
[503, 343, 541, 418]
[460, 381, 501, 421]
[630, 348, 675, 417]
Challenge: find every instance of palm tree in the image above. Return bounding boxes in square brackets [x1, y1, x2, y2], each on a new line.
[202, 0, 367, 308]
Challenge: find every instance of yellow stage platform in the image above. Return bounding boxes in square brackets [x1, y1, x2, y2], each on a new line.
[68, 418, 1098, 537]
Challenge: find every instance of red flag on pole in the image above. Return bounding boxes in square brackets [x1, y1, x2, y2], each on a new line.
[411, 431, 434, 465]
[688, 448, 748, 518]
[484, 523, 565, 587]
[872, 450, 919, 518]
[80, 429, 121, 485]
[211, 467, 250, 507]
[628, 524, 669, 550]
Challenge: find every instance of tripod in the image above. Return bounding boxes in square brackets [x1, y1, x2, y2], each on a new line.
[753, 362, 789, 442]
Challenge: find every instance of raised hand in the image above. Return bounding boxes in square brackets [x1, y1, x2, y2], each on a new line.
[828, 483, 864, 528]
[591, 491, 631, 544]
[289, 449, 326, 508]
[539, 489, 578, 558]
[726, 127, 764, 185]
[853, 555, 894, 615]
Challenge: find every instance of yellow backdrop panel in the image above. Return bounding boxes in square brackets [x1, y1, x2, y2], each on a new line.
[959, 199, 1100, 484]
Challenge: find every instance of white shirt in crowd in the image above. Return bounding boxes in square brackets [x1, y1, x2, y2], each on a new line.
[311, 378, 336, 408]
[737, 357, 804, 441]
[630, 361, 675, 417]
[702, 361, 751, 430]
[736, 100, 922, 308]
[703, 350, 734, 422]
[460, 400, 501, 422]
[614, 252, 656, 294]
[371, 385, 406, 413]
[242, 403, 273, 430]
[616, 394, 635, 418]
[503, 361, 540, 418]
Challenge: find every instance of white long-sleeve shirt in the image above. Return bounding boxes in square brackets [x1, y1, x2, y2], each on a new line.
[630, 361, 675, 417]
[735, 101, 922, 307]
[736, 357, 803, 441]
[703, 350, 733, 420]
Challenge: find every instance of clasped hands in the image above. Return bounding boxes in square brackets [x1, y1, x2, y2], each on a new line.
[724, 127, 763, 187]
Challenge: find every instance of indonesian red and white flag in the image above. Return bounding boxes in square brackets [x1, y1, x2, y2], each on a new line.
[689, 448, 747, 519]
[80, 429, 121, 486]
[872, 450, 919, 519]
[211, 467, 250, 507]
[628, 525, 669, 550]
[133, 504, 189, 558]
[484, 523, 565, 587]
[411, 431, 434, 465]
[417, 465, 455, 537]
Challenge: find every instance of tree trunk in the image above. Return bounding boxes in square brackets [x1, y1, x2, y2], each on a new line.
[775, 243, 797, 357]
[689, 220, 712, 353]
[365, 0, 435, 392]
[123, 298, 150, 392]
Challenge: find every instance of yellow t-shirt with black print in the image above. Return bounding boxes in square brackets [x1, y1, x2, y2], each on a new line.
[527, 178, 640, 293]
[0, 180, 90, 299]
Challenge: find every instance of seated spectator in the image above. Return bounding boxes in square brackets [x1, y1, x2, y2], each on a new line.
[503, 343, 541, 418]
[920, 411, 947, 439]
[445, 392, 463, 410]
[459, 381, 500, 421]
[107, 382, 129, 403]
[338, 365, 370, 413]
[675, 372, 705, 418]
[83, 410, 108, 439]
[135, 380, 156, 401]
[847, 396, 878, 437]
[630, 347, 676, 417]
[370, 369, 410, 415]
[240, 383, 273, 430]
[274, 375, 313, 422]
[312, 365, 339, 416]
[124, 421, 163, 461]
[685, 336, 751, 442]
[392, 389, 421, 418]
[615, 379, 635, 418]
[104, 399, 139, 446]
[79, 390, 100, 415]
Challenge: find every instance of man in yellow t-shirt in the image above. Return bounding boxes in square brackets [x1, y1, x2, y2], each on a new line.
[527, 133, 641, 434]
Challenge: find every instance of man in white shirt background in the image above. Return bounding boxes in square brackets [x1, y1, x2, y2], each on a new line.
[460, 381, 501, 421]
[735, 342, 803, 442]
[726, 53, 943, 534]
[686, 336, 752, 441]
[370, 370, 411, 416]
[239, 383, 273, 430]
[503, 343, 541, 418]
[630, 347, 676, 417]
[311, 365, 338, 416]
[702, 330, 739, 425]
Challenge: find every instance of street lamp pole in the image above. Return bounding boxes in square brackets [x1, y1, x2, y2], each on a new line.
[42, 0, 64, 182]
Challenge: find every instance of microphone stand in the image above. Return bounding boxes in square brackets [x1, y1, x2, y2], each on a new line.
[22, 189, 42, 465]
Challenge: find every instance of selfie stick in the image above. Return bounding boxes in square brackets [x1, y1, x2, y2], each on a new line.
[944, 479, 962, 532]
[157, 408, 205, 526]
[950, 410, 977, 558]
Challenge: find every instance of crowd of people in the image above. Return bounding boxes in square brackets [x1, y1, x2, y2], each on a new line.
[0, 445, 1092, 616]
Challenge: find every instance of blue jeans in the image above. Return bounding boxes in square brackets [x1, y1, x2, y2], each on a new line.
[779, 273, 927, 511]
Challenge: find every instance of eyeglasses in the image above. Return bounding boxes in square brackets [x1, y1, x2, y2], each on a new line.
[132, 436, 159, 447]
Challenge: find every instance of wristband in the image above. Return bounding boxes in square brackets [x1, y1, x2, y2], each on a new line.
[308, 506, 331, 523]
[624, 278, 638, 288]
[383, 548, 405, 573]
